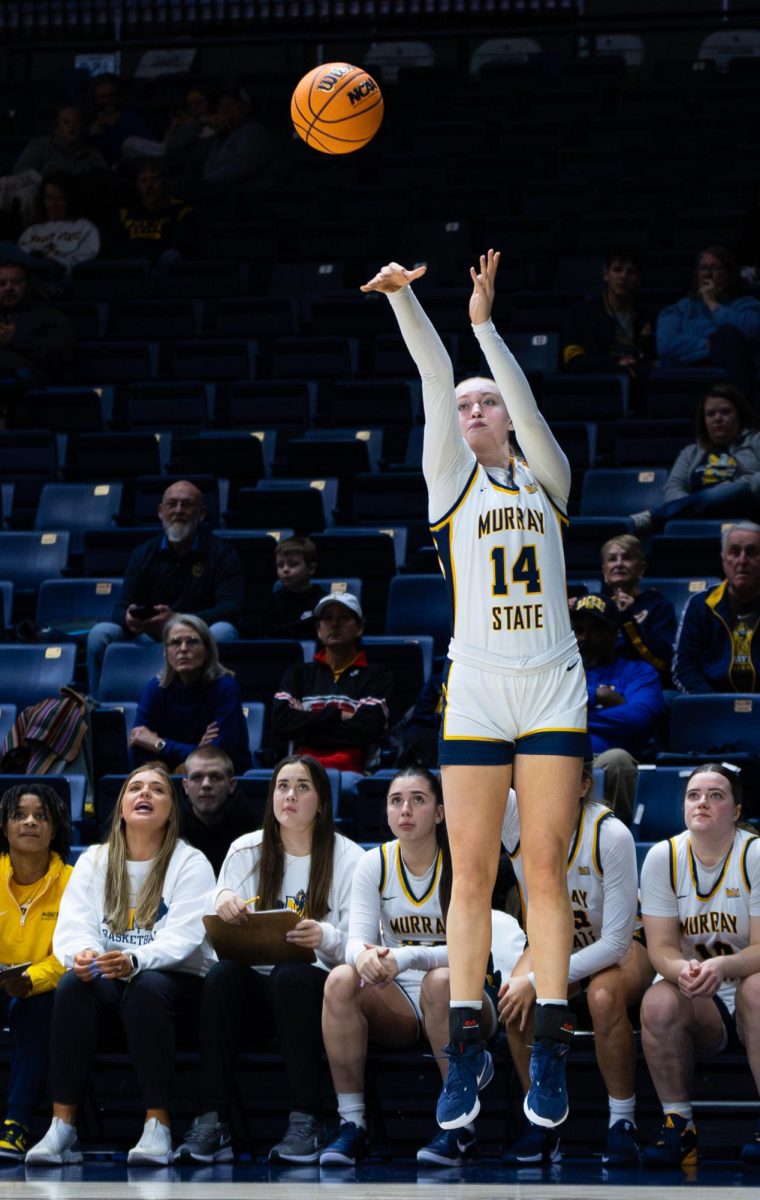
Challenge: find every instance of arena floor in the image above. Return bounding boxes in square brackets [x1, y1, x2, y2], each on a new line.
[1, 1159, 759, 1198]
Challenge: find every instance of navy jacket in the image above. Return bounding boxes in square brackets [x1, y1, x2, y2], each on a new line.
[112, 527, 243, 631]
[673, 580, 760, 694]
[132, 673, 252, 774]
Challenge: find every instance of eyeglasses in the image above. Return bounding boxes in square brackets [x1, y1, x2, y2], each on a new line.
[8, 809, 49, 823]
[167, 636, 203, 649]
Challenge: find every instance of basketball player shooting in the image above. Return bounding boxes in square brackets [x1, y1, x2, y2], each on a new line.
[361, 250, 588, 1133]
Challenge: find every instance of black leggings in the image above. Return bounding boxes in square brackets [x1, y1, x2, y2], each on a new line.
[199, 960, 328, 1119]
[50, 968, 203, 1110]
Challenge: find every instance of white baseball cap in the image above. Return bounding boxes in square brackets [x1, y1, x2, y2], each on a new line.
[313, 592, 364, 622]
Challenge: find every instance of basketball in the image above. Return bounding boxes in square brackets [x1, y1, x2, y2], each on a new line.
[290, 62, 383, 155]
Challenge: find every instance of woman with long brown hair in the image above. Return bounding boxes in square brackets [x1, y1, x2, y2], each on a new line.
[174, 754, 364, 1167]
[25, 764, 215, 1168]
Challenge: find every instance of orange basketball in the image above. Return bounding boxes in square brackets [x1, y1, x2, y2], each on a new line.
[291, 62, 383, 155]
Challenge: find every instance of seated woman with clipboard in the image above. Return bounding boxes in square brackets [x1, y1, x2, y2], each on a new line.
[175, 754, 364, 1167]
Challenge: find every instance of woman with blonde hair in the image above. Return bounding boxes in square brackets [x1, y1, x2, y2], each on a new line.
[597, 534, 675, 681]
[129, 612, 251, 774]
[175, 754, 364, 1166]
[25, 763, 215, 1167]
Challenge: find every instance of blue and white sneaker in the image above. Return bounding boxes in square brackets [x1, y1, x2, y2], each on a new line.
[602, 1119, 640, 1166]
[417, 1126, 477, 1166]
[319, 1122, 369, 1167]
[524, 1039, 570, 1128]
[503, 1116, 561, 1164]
[436, 1042, 494, 1130]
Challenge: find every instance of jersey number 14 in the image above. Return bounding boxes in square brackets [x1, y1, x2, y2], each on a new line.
[491, 545, 542, 596]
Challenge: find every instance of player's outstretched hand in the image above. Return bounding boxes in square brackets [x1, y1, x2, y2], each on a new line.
[361, 262, 427, 294]
[469, 248, 500, 325]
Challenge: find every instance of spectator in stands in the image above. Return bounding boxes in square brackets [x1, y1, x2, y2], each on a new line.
[85, 73, 153, 167]
[631, 384, 760, 534]
[198, 87, 278, 189]
[179, 746, 259, 876]
[672, 521, 760, 694]
[255, 535, 325, 639]
[174, 754, 364, 1166]
[596, 535, 676, 682]
[639, 762, 760, 1170]
[104, 159, 202, 267]
[272, 593, 394, 777]
[129, 614, 252, 776]
[0, 784, 72, 1161]
[500, 764, 653, 1167]
[656, 246, 760, 395]
[0, 173, 100, 278]
[1, 107, 108, 232]
[0, 260, 77, 385]
[86, 479, 242, 695]
[25, 764, 215, 1168]
[572, 595, 664, 821]
[123, 84, 220, 173]
[561, 251, 655, 377]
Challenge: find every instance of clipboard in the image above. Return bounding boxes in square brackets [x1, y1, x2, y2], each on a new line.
[0, 962, 32, 981]
[203, 911, 316, 966]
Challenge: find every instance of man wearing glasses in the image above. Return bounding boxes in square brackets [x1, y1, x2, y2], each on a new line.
[86, 480, 242, 695]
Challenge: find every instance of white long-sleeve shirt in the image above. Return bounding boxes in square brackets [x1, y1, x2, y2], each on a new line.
[386, 285, 571, 518]
[214, 829, 364, 971]
[53, 839, 216, 976]
[18, 218, 100, 269]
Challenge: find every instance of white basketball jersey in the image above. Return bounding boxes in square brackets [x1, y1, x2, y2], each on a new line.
[376, 839, 446, 952]
[505, 795, 613, 949]
[667, 827, 759, 963]
[431, 457, 575, 671]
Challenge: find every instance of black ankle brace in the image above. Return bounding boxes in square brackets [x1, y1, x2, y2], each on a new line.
[449, 1006, 482, 1044]
[534, 1004, 575, 1044]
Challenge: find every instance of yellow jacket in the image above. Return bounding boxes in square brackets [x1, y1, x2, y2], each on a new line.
[0, 852, 73, 995]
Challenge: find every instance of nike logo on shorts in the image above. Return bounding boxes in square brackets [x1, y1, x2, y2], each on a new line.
[566, 659, 579, 671]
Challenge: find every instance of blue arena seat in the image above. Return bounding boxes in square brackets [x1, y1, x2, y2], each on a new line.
[579, 468, 669, 517]
[386, 574, 450, 658]
[108, 299, 202, 341]
[168, 339, 256, 383]
[666, 695, 760, 758]
[643, 577, 720, 625]
[631, 765, 691, 842]
[64, 434, 163, 483]
[0, 644, 77, 709]
[0, 582, 12, 630]
[362, 635, 434, 725]
[0, 704, 17, 746]
[0, 531, 70, 594]
[34, 483, 123, 555]
[78, 341, 159, 385]
[242, 701, 265, 759]
[70, 258, 150, 300]
[36, 578, 122, 636]
[270, 336, 357, 381]
[97, 642, 164, 703]
[228, 482, 334, 533]
[155, 259, 248, 298]
[564, 517, 634, 573]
